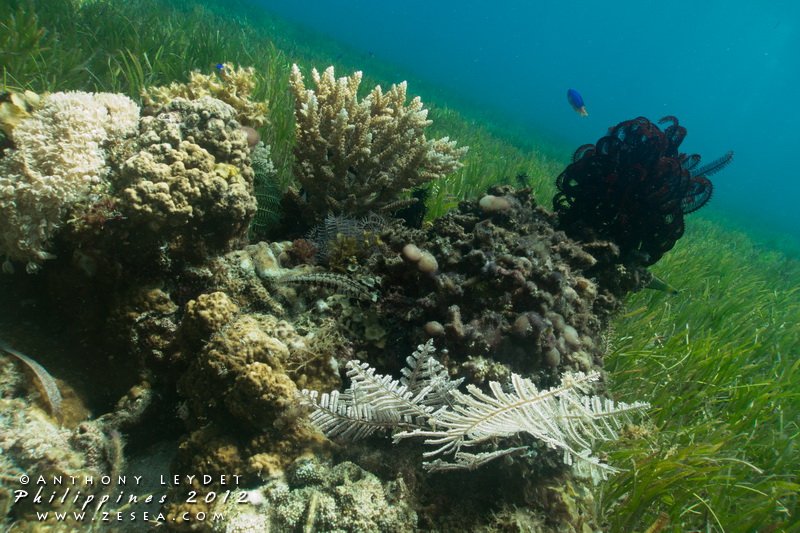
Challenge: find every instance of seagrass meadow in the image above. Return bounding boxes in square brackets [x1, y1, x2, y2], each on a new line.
[0, 0, 798, 531]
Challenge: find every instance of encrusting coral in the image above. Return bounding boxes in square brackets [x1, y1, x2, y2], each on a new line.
[0, 91, 140, 272]
[289, 64, 467, 221]
[115, 96, 257, 256]
[209, 458, 417, 532]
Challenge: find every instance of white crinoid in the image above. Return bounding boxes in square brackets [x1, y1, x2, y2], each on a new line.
[300, 340, 648, 482]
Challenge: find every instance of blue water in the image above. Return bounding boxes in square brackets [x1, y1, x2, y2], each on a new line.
[252, 0, 798, 246]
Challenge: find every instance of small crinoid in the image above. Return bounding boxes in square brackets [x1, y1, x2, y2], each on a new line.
[553, 116, 732, 266]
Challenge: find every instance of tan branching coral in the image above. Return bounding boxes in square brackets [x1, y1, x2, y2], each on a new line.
[142, 63, 267, 128]
[290, 64, 467, 220]
[0, 91, 139, 272]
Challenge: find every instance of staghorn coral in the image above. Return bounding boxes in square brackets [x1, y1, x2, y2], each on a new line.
[142, 63, 268, 128]
[0, 91, 139, 272]
[116, 96, 257, 256]
[289, 64, 467, 221]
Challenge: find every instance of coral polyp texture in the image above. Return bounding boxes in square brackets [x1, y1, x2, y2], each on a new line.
[289, 64, 467, 221]
[0, 91, 140, 272]
[116, 96, 257, 253]
[553, 116, 732, 265]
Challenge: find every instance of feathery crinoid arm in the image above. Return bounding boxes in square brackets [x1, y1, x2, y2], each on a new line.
[396, 371, 648, 481]
[299, 349, 443, 440]
[400, 339, 464, 408]
[300, 342, 648, 482]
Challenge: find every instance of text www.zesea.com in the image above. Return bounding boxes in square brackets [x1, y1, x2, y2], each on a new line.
[35, 511, 224, 523]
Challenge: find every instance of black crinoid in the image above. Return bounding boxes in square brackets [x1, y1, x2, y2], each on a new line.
[553, 116, 733, 266]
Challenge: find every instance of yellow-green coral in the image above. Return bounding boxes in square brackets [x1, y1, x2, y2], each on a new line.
[179, 301, 306, 429]
[182, 291, 240, 339]
[0, 90, 42, 137]
[142, 63, 267, 128]
[289, 64, 468, 220]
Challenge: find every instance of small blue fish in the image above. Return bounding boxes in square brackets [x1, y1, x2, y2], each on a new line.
[567, 88, 588, 117]
[215, 63, 225, 72]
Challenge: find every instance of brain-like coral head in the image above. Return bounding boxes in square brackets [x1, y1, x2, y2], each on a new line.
[553, 116, 731, 266]
[115, 96, 257, 257]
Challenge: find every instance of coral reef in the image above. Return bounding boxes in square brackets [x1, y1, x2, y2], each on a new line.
[0, 354, 131, 529]
[177, 294, 301, 430]
[289, 64, 467, 221]
[0, 91, 139, 271]
[111, 96, 257, 262]
[0, 66, 666, 533]
[367, 185, 645, 385]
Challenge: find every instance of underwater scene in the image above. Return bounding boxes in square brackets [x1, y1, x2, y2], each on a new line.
[0, 0, 797, 531]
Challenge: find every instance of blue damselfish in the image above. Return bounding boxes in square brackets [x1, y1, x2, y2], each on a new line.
[567, 88, 588, 117]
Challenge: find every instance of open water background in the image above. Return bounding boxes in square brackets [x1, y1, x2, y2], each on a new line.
[250, 0, 799, 250]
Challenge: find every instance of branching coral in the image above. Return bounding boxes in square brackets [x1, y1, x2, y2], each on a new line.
[142, 63, 267, 128]
[289, 64, 467, 221]
[0, 91, 139, 272]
